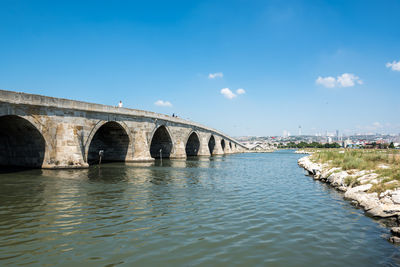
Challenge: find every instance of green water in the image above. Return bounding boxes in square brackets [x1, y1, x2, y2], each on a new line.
[1, 151, 399, 266]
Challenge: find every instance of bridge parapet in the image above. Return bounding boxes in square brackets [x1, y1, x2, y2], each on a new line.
[0, 89, 249, 168]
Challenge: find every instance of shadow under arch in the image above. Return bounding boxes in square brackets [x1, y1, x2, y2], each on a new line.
[0, 115, 46, 169]
[208, 135, 216, 155]
[87, 121, 130, 165]
[185, 131, 200, 156]
[149, 125, 173, 159]
[221, 139, 226, 151]
[229, 141, 232, 150]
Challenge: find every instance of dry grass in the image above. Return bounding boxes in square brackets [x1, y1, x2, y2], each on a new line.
[310, 149, 400, 192]
[344, 175, 361, 187]
[369, 181, 400, 194]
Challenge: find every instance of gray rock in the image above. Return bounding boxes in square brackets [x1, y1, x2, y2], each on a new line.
[392, 193, 400, 205]
[391, 227, 400, 236]
[389, 236, 400, 243]
[298, 155, 400, 219]
[327, 171, 348, 187]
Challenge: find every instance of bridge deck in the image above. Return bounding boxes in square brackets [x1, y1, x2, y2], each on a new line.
[0, 89, 246, 148]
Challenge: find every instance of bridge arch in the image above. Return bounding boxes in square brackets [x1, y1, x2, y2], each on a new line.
[221, 139, 226, 152]
[185, 131, 200, 157]
[0, 115, 46, 168]
[149, 125, 174, 159]
[86, 121, 131, 165]
[208, 135, 216, 155]
[229, 141, 232, 150]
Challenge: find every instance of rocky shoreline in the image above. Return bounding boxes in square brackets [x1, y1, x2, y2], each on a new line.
[294, 150, 313, 154]
[298, 155, 400, 243]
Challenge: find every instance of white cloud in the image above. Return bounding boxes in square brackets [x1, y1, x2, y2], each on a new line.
[316, 76, 336, 88]
[154, 100, 172, 107]
[337, 73, 363, 87]
[208, 72, 223, 79]
[220, 88, 236, 99]
[236, 88, 246, 95]
[386, 60, 400, 71]
[316, 73, 362, 88]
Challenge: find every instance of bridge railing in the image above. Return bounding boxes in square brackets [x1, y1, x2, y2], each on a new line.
[0, 89, 249, 150]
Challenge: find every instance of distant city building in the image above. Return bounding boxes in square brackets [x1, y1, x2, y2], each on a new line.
[344, 139, 353, 148]
[235, 133, 398, 150]
[283, 130, 291, 138]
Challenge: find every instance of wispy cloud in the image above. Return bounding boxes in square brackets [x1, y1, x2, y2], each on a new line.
[372, 122, 382, 128]
[316, 73, 363, 88]
[154, 100, 172, 107]
[221, 88, 236, 99]
[355, 122, 384, 132]
[208, 72, 223, 79]
[345, 122, 400, 135]
[386, 60, 400, 71]
[236, 88, 246, 95]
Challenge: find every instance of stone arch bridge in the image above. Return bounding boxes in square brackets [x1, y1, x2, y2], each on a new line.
[0, 90, 248, 169]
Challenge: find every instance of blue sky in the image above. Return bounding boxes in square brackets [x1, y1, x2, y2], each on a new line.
[1, 0, 399, 136]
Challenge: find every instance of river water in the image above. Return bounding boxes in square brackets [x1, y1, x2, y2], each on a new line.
[1, 151, 400, 266]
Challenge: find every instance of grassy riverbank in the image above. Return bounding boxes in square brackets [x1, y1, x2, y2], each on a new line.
[309, 149, 400, 193]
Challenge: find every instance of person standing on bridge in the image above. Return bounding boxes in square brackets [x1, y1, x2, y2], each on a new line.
[118, 100, 123, 108]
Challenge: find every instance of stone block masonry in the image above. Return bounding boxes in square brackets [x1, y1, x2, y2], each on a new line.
[0, 89, 248, 168]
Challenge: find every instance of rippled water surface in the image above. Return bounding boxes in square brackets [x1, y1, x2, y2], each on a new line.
[1, 151, 400, 266]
